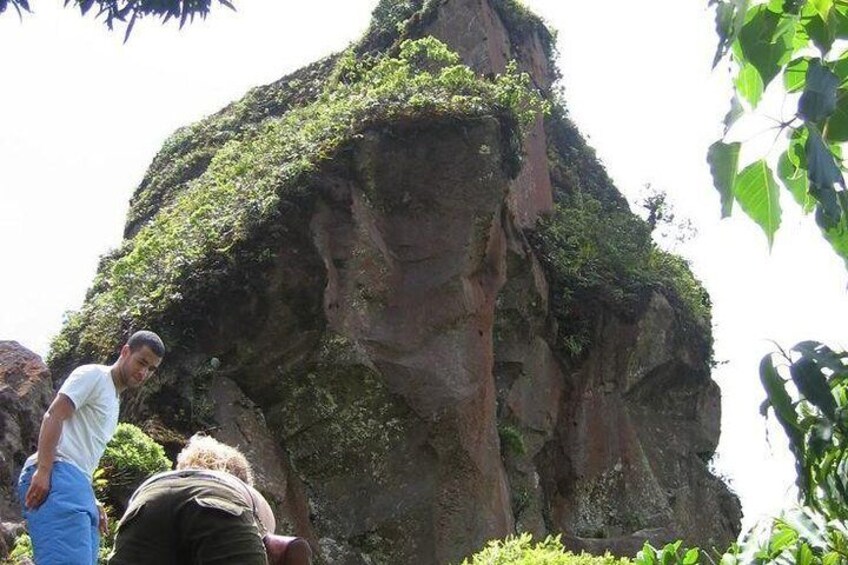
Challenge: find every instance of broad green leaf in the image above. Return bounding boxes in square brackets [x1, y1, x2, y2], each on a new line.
[769, 526, 799, 555]
[736, 61, 765, 107]
[735, 159, 782, 246]
[739, 5, 795, 88]
[793, 340, 847, 373]
[796, 542, 814, 565]
[805, 126, 844, 222]
[785, 56, 810, 92]
[791, 356, 838, 420]
[683, 548, 699, 565]
[805, 12, 836, 53]
[708, 140, 741, 217]
[833, 50, 848, 86]
[831, 4, 848, 39]
[788, 126, 809, 169]
[811, 0, 834, 21]
[825, 88, 848, 141]
[823, 551, 841, 565]
[778, 150, 814, 212]
[724, 95, 745, 134]
[820, 192, 848, 266]
[799, 59, 840, 122]
[714, 0, 751, 67]
[760, 354, 804, 454]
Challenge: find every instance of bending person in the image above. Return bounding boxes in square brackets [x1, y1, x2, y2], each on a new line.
[109, 434, 277, 565]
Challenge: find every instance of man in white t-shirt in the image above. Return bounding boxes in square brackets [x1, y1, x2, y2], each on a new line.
[17, 330, 165, 565]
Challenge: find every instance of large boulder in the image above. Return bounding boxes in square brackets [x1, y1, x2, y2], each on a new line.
[45, 1, 742, 562]
[0, 342, 52, 530]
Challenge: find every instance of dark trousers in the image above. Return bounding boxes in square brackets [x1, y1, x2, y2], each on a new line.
[108, 474, 267, 565]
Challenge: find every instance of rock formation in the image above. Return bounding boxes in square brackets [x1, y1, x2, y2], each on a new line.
[0, 342, 53, 557]
[38, 0, 741, 563]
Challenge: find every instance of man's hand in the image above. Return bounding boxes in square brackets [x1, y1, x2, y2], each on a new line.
[24, 466, 51, 509]
[97, 503, 109, 535]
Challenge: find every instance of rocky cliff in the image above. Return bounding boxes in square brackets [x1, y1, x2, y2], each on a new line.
[35, 0, 741, 563]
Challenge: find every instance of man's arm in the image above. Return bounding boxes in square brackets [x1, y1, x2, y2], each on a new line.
[24, 393, 75, 509]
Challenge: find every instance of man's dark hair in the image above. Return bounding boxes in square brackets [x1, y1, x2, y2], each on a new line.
[127, 330, 165, 358]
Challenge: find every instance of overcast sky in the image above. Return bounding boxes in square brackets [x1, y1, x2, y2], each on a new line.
[2, 0, 846, 532]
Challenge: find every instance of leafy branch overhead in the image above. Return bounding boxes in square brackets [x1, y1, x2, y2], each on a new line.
[708, 0, 848, 264]
[0, 0, 235, 39]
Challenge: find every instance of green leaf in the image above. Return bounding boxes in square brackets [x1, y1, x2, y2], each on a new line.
[724, 95, 745, 134]
[799, 59, 840, 122]
[736, 61, 765, 107]
[760, 354, 805, 459]
[769, 526, 799, 555]
[778, 150, 814, 212]
[734, 159, 782, 246]
[811, 0, 834, 20]
[823, 551, 841, 565]
[714, 0, 751, 67]
[785, 56, 810, 92]
[683, 548, 699, 565]
[831, 49, 848, 85]
[825, 88, 848, 141]
[788, 126, 809, 169]
[796, 542, 814, 565]
[791, 355, 838, 420]
[793, 340, 847, 373]
[708, 141, 741, 217]
[820, 191, 848, 265]
[805, 126, 845, 223]
[738, 5, 796, 88]
[805, 12, 836, 53]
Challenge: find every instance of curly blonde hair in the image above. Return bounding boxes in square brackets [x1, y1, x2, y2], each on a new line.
[175, 434, 254, 485]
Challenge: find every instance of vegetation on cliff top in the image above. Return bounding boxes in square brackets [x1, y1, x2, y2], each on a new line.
[48, 35, 547, 367]
[459, 534, 634, 565]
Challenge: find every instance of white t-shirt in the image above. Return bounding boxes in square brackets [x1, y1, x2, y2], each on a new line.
[27, 364, 120, 478]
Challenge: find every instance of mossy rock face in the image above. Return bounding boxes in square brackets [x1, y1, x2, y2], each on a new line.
[42, 1, 741, 562]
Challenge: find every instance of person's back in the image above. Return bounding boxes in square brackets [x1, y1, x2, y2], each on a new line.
[109, 435, 277, 565]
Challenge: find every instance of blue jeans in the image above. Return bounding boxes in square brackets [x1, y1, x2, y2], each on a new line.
[18, 461, 100, 565]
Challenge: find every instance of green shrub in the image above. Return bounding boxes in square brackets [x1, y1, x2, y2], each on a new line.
[5, 532, 33, 563]
[459, 533, 634, 565]
[498, 423, 527, 457]
[94, 422, 172, 512]
[531, 191, 711, 360]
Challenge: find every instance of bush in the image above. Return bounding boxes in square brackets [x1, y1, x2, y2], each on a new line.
[94, 422, 172, 514]
[459, 533, 634, 565]
[531, 192, 711, 359]
[4, 533, 32, 564]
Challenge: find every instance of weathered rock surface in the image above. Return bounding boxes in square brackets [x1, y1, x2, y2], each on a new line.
[0, 342, 52, 526]
[37, 0, 742, 563]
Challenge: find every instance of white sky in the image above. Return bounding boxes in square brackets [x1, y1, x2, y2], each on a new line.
[1, 0, 846, 534]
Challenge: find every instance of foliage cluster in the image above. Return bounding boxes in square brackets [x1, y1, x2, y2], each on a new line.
[498, 422, 527, 456]
[634, 541, 703, 565]
[459, 533, 634, 565]
[530, 191, 712, 358]
[490, 0, 558, 64]
[124, 55, 338, 237]
[0, 0, 235, 40]
[94, 422, 172, 507]
[708, 0, 848, 263]
[4, 532, 32, 564]
[48, 36, 547, 365]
